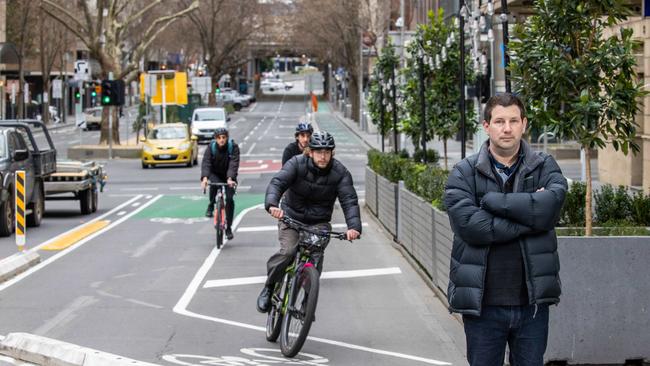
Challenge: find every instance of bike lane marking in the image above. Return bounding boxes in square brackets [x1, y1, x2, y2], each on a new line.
[172, 206, 453, 366]
[203, 267, 402, 289]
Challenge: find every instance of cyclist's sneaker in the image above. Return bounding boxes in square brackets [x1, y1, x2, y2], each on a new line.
[226, 228, 234, 240]
[205, 205, 214, 217]
[256, 286, 272, 313]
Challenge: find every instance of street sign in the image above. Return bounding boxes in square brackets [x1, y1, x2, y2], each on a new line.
[52, 79, 63, 99]
[10, 82, 16, 104]
[74, 60, 91, 81]
[43, 92, 49, 104]
[140, 72, 188, 105]
[191, 76, 211, 95]
[24, 83, 29, 103]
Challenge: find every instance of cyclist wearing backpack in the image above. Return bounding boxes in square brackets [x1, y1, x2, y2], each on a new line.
[201, 127, 240, 240]
[256, 131, 361, 313]
[281, 122, 313, 165]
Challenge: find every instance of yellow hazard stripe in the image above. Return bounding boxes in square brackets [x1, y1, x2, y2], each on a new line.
[41, 220, 111, 251]
[16, 172, 25, 235]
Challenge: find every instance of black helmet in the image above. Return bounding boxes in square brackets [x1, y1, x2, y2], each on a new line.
[214, 127, 228, 137]
[295, 122, 313, 135]
[309, 131, 335, 149]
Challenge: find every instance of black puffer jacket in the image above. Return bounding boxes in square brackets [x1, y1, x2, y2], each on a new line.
[444, 140, 567, 316]
[265, 155, 362, 232]
[200, 140, 240, 183]
[282, 141, 302, 165]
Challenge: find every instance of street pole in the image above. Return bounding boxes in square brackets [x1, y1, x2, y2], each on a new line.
[391, 68, 398, 154]
[418, 52, 427, 162]
[501, 0, 511, 93]
[108, 72, 113, 160]
[379, 80, 385, 152]
[359, 32, 364, 130]
[459, 1, 467, 159]
[162, 74, 167, 124]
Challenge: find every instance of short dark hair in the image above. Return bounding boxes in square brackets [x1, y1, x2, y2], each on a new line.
[483, 93, 526, 123]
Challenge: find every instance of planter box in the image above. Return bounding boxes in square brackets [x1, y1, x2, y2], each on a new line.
[398, 185, 435, 277]
[376, 174, 398, 237]
[546, 236, 650, 364]
[434, 208, 452, 294]
[365, 167, 378, 215]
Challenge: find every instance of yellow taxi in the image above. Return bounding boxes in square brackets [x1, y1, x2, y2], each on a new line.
[140, 123, 199, 168]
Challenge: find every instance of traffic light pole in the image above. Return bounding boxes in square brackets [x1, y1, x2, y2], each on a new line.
[108, 72, 113, 160]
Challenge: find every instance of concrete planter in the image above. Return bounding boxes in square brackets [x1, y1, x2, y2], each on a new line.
[433, 208, 452, 294]
[545, 236, 650, 364]
[365, 167, 378, 215]
[376, 174, 398, 237]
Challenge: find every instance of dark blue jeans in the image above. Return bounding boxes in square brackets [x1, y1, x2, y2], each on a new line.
[462, 304, 549, 366]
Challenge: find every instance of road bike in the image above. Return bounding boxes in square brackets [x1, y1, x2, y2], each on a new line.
[204, 182, 234, 249]
[265, 216, 352, 357]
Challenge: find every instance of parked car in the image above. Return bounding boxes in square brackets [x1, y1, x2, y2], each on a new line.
[83, 107, 103, 130]
[140, 123, 198, 169]
[190, 107, 229, 142]
[261, 79, 293, 91]
[217, 92, 248, 111]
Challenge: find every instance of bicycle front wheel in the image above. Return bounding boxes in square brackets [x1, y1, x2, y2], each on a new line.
[215, 201, 224, 249]
[280, 265, 319, 357]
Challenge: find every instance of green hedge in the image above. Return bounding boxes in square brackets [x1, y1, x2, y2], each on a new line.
[368, 149, 448, 210]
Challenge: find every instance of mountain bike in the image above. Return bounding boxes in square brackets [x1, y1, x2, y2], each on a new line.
[265, 216, 353, 357]
[204, 182, 234, 249]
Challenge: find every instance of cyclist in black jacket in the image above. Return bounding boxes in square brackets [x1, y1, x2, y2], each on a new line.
[256, 131, 361, 313]
[281, 122, 313, 165]
[200, 127, 240, 240]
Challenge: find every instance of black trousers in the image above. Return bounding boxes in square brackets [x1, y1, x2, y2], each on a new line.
[208, 185, 235, 230]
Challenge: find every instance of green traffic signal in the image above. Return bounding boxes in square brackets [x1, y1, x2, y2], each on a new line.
[91, 90, 97, 97]
[75, 92, 81, 99]
[102, 96, 111, 104]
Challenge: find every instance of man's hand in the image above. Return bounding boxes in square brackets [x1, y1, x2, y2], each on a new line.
[269, 206, 284, 219]
[346, 229, 360, 241]
[227, 177, 237, 188]
[536, 187, 545, 192]
[201, 177, 208, 191]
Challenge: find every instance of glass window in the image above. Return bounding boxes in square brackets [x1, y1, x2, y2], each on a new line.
[194, 109, 225, 121]
[148, 127, 188, 140]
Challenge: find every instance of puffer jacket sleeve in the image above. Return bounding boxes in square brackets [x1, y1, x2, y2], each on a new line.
[200, 143, 214, 181]
[227, 143, 240, 181]
[444, 160, 535, 246]
[265, 156, 299, 211]
[480, 155, 567, 231]
[337, 168, 362, 233]
[282, 144, 293, 165]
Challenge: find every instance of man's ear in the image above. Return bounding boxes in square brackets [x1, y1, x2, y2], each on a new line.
[482, 120, 490, 132]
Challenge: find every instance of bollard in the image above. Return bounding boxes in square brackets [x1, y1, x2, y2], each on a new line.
[15, 171, 25, 251]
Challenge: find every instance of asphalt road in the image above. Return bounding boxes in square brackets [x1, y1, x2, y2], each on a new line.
[0, 99, 467, 366]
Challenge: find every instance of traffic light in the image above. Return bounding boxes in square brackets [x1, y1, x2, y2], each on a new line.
[100, 80, 125, 106]
[215, 87, 221, 94]
[74, 88, 81, 101]
[90, 89, 97, 98]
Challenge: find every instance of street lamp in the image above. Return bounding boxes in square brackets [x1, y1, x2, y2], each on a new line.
[499, 0, 512, 92]
[459, 0, 468, 159]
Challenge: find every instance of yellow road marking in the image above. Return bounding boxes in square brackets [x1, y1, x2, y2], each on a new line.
[41, 220, 111, 251]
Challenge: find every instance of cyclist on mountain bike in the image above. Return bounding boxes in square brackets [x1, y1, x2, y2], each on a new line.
[256, 131, 361, 313]
[201, 127, 240, 240]
[281, 122, 313, 165]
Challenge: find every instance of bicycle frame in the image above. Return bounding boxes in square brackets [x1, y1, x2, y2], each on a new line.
[205, 182, 235, 249]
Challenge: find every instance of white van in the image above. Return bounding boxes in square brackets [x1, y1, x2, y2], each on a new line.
[190, 107, 229, 142]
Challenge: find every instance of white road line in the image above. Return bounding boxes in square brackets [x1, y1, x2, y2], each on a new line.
[131, 230, 172, 258]
[121, 187, 159, 191]
[246, 142, 256, 155]
[131, 202, 141, 207]
[173, 207, 451, 366]
[204, 267, 402, 288]
[169, 186, 200, 190]
[33, 296, 99, 336]
[125, 298, 164, 309]
[0, 195, 162, 293]
[237, 222, 369, 232]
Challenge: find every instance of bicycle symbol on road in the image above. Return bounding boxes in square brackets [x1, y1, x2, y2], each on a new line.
[162, 347, 329, 366]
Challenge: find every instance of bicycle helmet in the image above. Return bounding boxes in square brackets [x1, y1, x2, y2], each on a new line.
[309, 131, 335, 149]
[213, 127, 228, 137]
[295, 122, 313, 136]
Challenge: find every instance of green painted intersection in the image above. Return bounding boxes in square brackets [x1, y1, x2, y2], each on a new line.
[135, 193, 265, 219]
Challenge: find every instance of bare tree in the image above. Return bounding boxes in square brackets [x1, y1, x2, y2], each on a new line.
[40, 0, 199, 144]
[293, 0, 370, 122]
[37, 0, 72, 124]
[6, 0, 38, 119]
[181, 0, 263, 105]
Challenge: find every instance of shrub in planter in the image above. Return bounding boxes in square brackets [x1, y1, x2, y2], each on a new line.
[412, 149, 441, 165]
[560, 181, 586, 227]
[594, 184, 632, 224]
[630, 191, 650, 226]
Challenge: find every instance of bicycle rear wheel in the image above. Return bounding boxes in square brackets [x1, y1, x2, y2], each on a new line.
[215, 200, 224, 249]
[280, 265, 319, 357]
[265, 275, 287, 342]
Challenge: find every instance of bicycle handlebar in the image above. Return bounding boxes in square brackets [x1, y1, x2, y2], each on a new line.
[202, 181, 236, 194]
[280, 216, 358, 241]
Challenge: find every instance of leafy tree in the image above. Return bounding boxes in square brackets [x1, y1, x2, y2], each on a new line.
[368, 41, 399, 147]
[509, 0, 646, 235]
